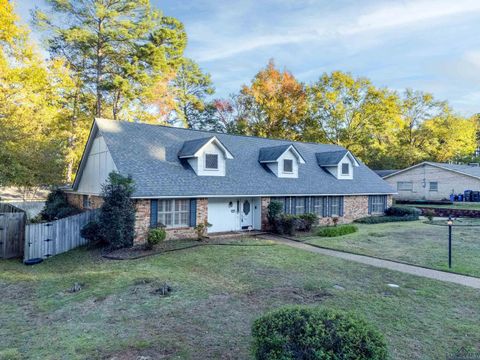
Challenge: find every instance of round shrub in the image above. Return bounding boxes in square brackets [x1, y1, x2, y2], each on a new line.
[252, 306, 388, 360]
[385, 206, 421, 217]
[146, 227, 166, 249]
[80, 221, 102, 242]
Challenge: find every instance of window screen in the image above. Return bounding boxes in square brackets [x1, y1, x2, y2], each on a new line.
[429, 182, 438, 191]
[205, 154, 218, 169]
[158, 199, 189, 228]
[294, 197, 305, 214]
[370, 195, 386, 214]
[82, 195, 90, 209]
[312, 197, 324, 216]
[397, 181, 413, 191]
[341, 163, 349, 175]
[329, 196, 342, 216]
[283, 159, 293, 173]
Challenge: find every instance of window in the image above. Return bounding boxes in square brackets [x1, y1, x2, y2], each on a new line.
[283, 159, 293, 173]
[294, 197, 305, 214]
[82, 195, 90, 209]
[370, 195, 386, 214]
[429, 182, 438, 191]
[397, 181, 413, 191]
[341, 163, 349, 175]
[312, 197, 323, 216]
[329, 196, 342, 216]
[158, 199, 189, 228]
[205, 153, 218, 169]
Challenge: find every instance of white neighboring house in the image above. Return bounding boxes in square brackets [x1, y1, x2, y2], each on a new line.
[381, 162, 480, 201]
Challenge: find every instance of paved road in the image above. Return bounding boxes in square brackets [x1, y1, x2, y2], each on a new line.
[261, 235, 480, 290]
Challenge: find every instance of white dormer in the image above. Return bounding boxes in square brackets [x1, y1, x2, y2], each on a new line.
[178, 136, 233, 177]
[316, 150, 359, 180]
[259, 144, 306, 178]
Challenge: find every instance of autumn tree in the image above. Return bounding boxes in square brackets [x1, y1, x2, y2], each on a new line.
[306, 71, 402, 168]
[231, 60, 308, 140]
[0, 0, 70, 190]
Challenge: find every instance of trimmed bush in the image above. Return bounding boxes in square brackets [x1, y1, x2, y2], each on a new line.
[279, 214, 297, 236]
[298, 213, 317, 231]
[80, 221, 103, 244]
[316, 224, 358, 237]
[252, 306, 388, 360]
[146, 227, 166, 249]
[40, 189, 81, 221]
[355, 215, 418, 224]
[423, 209, 435, 221]
[98, 172, 136, 250]
[385, 206, 421, 217]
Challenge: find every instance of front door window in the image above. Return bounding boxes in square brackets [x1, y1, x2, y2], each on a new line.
[243, 200, 251, 215]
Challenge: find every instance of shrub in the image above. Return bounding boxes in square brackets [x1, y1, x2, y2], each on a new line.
[98, 172, 136, 250]
[194, 220, 212, 240]
[146, 227, 166, 249]
[279, 214, 297, 236]
[355, 215, 418, 224]
[267, 201, 284, 233]
[423, 209, 436, 221]
[316, 224, 358, 237]
[297, 213, 317, 231]
[252, 306, 388, 360]
[385, 206, 421, 217]
[80, 221, 103, 244]
[40, 189, 81, 221]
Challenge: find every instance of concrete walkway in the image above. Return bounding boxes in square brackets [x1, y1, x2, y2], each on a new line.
[260, 235, 480, 290]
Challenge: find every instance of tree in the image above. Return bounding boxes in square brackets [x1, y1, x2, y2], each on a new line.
[0, 0, 70, 190]
[233, 59, 308, 140]
[306, 71, 402, 168]
[33, 0, 188, 120]
[171, 58, 214, 127]
[99, 172, 136, 249]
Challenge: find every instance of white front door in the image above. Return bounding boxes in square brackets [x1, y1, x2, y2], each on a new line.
[238, 198, 253, 230]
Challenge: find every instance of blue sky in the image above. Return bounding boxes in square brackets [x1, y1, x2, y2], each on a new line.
[14, 0, 480, 115]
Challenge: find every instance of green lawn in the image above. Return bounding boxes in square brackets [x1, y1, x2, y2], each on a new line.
[305, 221, 480, 277]
[1, 240, 480, 359]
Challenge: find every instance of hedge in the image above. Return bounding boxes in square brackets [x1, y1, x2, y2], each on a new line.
[316, 225, 358, 237]
[252, 306, 388, 360]
[354, 215, 418, 224]
[385, 206, 421, 217]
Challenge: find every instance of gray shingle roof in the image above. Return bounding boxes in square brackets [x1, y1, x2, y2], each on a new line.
[315, 150, 348, 166]
[92, 118, 395, 198]
[178, 136, 215, 158]
[374, 169, 399, 178]
[258, 144, 302, 162]
[426, 162, 480, 179]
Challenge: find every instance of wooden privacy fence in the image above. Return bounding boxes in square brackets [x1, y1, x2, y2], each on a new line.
[24, 210, 99, 261]
[0, 204, 26, 259]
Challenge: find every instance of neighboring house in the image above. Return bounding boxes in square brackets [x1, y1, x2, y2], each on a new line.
[67, 118, 395, 243]
[382, 162, 480, 201]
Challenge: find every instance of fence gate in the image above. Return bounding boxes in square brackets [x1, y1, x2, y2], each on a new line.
[24, 210, 98, 261]
[0, 212, 26, 259]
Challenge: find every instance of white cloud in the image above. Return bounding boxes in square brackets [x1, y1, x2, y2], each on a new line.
[192, 0, 480, 62]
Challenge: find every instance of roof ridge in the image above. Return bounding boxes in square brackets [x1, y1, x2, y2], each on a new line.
[95, 117, 346, 149]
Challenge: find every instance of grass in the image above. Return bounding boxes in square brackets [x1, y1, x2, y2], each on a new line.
[0, 239, 479, 359]
[305, 221, 480, 277]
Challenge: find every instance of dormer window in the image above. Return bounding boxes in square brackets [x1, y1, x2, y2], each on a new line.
[259, 144, 306, 178]
[284, 159, 293, 173]
[205, 153, 219, 170]
[316, 150, 359, 180]
[178, 136, 233, 177]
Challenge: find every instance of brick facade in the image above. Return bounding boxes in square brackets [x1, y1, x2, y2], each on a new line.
[67, 193, 393, 243]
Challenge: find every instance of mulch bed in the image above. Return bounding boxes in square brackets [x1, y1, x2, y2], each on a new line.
[102, 235, 275, 260]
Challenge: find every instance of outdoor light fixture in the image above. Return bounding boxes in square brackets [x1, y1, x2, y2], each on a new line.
[447, 215, 453, 268]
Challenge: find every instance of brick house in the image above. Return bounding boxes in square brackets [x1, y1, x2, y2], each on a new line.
[67, 118, 395, 244]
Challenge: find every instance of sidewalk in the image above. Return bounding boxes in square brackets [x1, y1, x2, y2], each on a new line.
[260, 235, 480, 289]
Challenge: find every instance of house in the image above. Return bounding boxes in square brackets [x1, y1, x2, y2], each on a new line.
[381, 162, 480, 201]
[66, 118, 395, 243]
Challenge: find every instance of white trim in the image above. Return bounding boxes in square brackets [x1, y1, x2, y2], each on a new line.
[340, 152, 360, 167]
[129, 192, 396, 199]
[384, 161, 480, 181]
